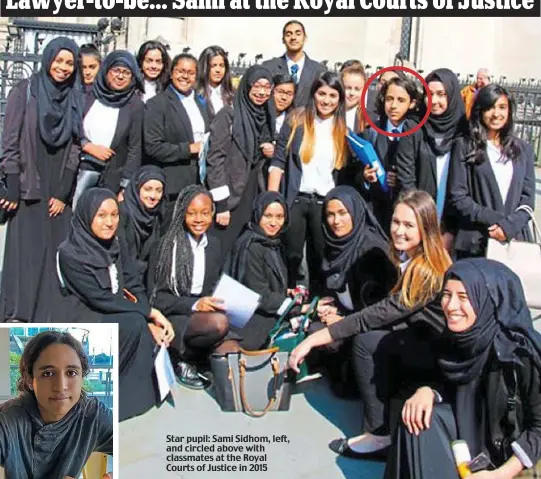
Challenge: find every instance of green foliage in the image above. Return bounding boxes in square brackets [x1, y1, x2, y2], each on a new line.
[9, 352, 21, 396]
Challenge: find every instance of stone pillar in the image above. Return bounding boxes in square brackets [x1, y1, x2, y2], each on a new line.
[0, 328, 11, 401]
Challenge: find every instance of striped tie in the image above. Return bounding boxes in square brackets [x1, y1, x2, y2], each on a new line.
[290, 64, 299, 84]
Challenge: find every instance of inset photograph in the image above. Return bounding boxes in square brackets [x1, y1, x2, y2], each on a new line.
[0, 324, 117, 479]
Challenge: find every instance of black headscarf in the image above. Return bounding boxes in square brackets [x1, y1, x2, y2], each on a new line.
[232, 65, 274, 165]
[226, 192, 289, 285]
[92, 50, 144, 108]
[121, 165, 165, 257]
[424, 68, 467, 155]
[437, 258, 541, 455]
[321, 186, 389, 292]
[32, 37, 84, 148]
[58, 188, 120, 268]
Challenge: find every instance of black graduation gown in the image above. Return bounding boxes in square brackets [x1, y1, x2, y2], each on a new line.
[57, 244, 158, 422]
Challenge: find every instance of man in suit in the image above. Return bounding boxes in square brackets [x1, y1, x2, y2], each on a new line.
[263, 20, 326, 108]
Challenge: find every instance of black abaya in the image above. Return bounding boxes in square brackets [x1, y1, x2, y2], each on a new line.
[0, 136, 72, 322]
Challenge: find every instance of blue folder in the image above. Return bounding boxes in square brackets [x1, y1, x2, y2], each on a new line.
[347, 130, 389, 193]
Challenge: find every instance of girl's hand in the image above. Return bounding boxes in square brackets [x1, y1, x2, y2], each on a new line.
[260, 142, 275, 158]
[49, 198, 66, 217]
[149, 308, 175, 346]
[488, 225, 506, 242]
[323, 314, 343, 326]
[216, 211, 231, 227]
[83, 143, 115, 161]
[195, 297, 226, 312]
[0, 198, 18, 211]
[402, 386, 435, 436]
[387, 170, 397, 188]
[288, 340, 312, 373]
[363, 164, 378, 183]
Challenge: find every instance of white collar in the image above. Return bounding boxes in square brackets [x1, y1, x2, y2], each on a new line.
[386, 118, 405, 133]
[399, 252, 412, 273]
[285, 53, 306, 70]
[188, 233, 208, 249]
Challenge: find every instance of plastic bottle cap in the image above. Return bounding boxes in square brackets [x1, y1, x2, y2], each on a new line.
[451, 440, 472, 465]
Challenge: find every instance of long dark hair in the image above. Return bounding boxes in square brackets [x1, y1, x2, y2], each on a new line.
[287, 71, 347, 169]
[197, 45, 234, 114]
[467, 84, 520, 164]
[136, 40, 171, 92]
[17, 331, 90, 396]
[375, 76, 421, 123]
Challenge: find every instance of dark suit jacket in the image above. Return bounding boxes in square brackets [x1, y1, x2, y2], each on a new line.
[85, 96, 144, 193]
[1, 78, 79, 202]
[262, 53, 326, 107]
[448, 137, 536, 255]
[149, 234, 224, 317]
[143, 88, 210, 197]
[270, 119, 360, 207]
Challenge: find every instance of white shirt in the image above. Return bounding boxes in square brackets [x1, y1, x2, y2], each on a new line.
[286, 53, 306, 81]
[188, 233, 208, 295]
[487, 140, 514, 205]
[346, 108, 357, 131]
[275, 111, 286, 135]
[143, 79, 158, 103]
[182, 91, 206, 143]
[84, 101, 119, 148]
[336, 284, 354, 311]
[299, 116, 336, 197]
[209, 85, 224, 115]
[436, 152, 451, 221]
[399, 253, 412, 274]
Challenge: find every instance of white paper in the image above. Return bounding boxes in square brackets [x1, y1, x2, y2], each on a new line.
[154, 343, 176, 402]
[212, 274, 261, 328]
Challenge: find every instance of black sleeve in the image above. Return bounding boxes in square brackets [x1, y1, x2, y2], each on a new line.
[269, 119, 291, 172]
[59, 250, 150, 317]
[242, 245, 288, 316]
[54, 143, 79, 202]
[498, 141, 536, 240]
[0, 412, 9, 466]
[0, 80, 27, 178]
[206, 107, 233, 213]
[121, 242, 150, 310]
[147, 247, 198, 316]
[143, 97, 191, 164]
[327, 293, 444, 341]
[514, 357, 541, 467]
[121, 102, 144, 187]
[447, 139, 505, 227]
[93, 400, 113, 455]
[395, 130, 418, 194]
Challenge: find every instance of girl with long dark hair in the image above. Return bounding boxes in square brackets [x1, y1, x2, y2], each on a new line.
[448, 84, 535, 258]
[136, 40, 171, 103]
[0, 331, 112, 478]
[268, 71, 353, 295]
[197, 45, 234, 118]
[0, 37, 84, 323]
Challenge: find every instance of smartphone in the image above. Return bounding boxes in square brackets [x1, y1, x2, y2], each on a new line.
[469, 452, 495, 472]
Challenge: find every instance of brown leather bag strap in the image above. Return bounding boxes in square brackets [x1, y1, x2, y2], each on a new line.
[239, 347, 280, 356]
[238, 356, 281, 418]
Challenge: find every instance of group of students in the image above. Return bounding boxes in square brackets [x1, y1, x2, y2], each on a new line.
[0, 17, 539, 478]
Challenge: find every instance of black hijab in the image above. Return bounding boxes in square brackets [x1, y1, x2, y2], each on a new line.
[93, 50, 144, 108]
[121, 165, 165, 257]
[321, 186, 389, 292]
[226, 192, 289, 285]
[32, 37, 84, 148]
[423, 68, 467, 155]
[438, 258, 541, 455]
[232, 65, 274, 165]
[59, 188, 120, 269]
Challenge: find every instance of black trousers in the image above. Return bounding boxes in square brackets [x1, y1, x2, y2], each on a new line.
[282, 194, 326, 295]
[384, 403, 458, 479]
[351, 327, 438, 435]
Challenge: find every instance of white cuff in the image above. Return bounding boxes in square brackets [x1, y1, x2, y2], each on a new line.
[210, 185, 230, 202]
[277, 298, 293, 317]
[431, 389, 443, 403]
[192, 299, 201, 312]
[268, 166, 284, 174]
[512, 441, 534, 469]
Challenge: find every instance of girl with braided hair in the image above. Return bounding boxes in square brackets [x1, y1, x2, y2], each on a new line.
[150, 185, 240, 389]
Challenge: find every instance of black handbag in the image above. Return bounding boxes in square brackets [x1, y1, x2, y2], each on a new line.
[210, 347, 294, 417]
[80, 152, 108, 170]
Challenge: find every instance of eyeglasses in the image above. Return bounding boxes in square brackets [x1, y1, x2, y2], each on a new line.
[252, 83, 272, 93]
[109, 67, 132, 78]
[275, 88, 294, 98]
[173, 68, 197, 78]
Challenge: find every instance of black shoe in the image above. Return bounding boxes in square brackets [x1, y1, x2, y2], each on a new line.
[329, 438, 389, 461]
[175, 361, 212, 390]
